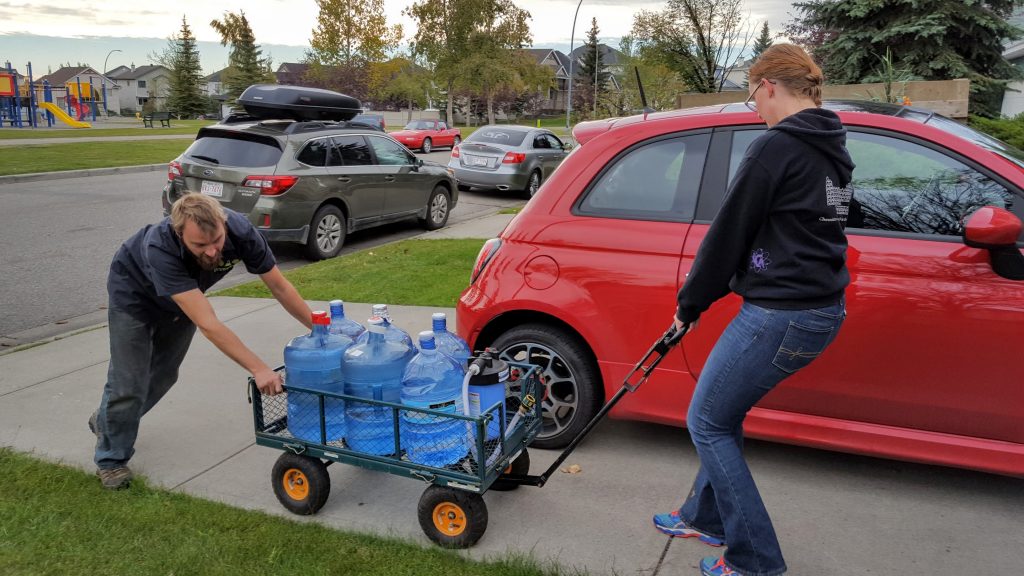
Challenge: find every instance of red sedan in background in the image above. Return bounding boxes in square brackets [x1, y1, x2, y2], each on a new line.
[457, 100, 1024, 477]
[391, 119, 461, 154]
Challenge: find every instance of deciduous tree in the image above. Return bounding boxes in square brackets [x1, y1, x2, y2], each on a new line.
[631, 0, 754, 93]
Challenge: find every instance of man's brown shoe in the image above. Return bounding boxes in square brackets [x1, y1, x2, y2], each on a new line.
[97, 466, 132, 490]
[88, 410, 101, 440]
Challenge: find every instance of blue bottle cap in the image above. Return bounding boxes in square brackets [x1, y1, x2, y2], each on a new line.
[418, 330, 436, 349]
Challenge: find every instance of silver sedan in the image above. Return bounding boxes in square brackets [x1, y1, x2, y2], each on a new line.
[448, 125, 569, 198]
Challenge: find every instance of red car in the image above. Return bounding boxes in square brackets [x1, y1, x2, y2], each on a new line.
[391, 119, 461, 154]
[457, 101, 1024, 477]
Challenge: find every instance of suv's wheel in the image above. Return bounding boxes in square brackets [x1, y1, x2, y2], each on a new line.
[420, 186, 450, 230]
[524, 170, 541, 199]
[491, 324, 602, 449]
[304, 204, 346, 260]
[422, 138, 433, 154]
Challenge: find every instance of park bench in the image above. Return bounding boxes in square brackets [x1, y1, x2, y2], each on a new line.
[142, 111, 172, 128]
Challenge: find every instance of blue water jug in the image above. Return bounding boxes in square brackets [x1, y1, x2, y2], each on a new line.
[344, 317, 412, 455]
[431, 312, 471, 367]
[400, 331, 468, 467]
[285, 311, 347, 443]
[356, 304, 415, 359]
[329, 299, 365, 340]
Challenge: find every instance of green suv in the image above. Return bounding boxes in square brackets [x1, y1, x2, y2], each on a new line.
[163, 118, 457, 260]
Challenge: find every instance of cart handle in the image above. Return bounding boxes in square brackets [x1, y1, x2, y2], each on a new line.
[624, 323, 688, 392]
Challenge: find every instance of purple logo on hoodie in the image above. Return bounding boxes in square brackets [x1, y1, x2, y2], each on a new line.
[750, 248, 771, 273]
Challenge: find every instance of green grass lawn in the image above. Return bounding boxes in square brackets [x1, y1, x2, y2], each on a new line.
[0, 120, 212, 140]
[0, 449, 564, 576]
[214, 238, 483, 306]
[0, 139, 192, 176]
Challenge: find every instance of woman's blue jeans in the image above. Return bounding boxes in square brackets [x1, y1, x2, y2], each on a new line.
[94, 307, 196, 470]
[679, 299, 845, 576]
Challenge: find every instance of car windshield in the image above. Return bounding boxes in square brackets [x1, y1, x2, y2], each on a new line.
[404, 120, 433, 130]
[467, 129, 527, 146]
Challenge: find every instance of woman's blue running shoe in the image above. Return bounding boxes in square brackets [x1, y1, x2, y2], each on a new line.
[651, 510, 725, 546]
[700, 556, 737, 575]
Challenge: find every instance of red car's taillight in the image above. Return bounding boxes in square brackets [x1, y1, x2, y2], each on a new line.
[243, 175, 299, 196]
[168, 160, 182, 180]
[451, 145, 461, 158]
[470, 238, 502, 284]
[502, 152, 526, 164]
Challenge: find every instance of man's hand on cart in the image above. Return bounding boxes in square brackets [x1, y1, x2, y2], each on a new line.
[254, 368, 284, 395]
[673, 315, 698, 334]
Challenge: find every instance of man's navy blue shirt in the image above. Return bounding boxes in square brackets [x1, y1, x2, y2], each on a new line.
[107, 210, 276, 320]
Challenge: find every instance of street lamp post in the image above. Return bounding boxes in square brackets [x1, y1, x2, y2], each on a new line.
[566, 0, 583, 132]
[101, 49, 122, 116]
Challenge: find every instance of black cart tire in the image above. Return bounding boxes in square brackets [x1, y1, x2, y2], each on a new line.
[492, 324, 602, 450]
[489, 448, 530, 491]
[304, 204, 346, 260]
[418, 485, 488, 548]
[271, 453, 331, 515]
[420, 185, 450, 230]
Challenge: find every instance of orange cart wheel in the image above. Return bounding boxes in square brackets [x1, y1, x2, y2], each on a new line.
[418, 485, 488, 548]
[271, 453, 330, 515]
[489, 448, 530, 492]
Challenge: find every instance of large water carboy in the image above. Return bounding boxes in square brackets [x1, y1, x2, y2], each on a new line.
[285, 311, 347, 442]
[355, 304, 415, 360]
[329, 299, 365, 340]
[343, 316, 412, 455]
[400, 331, 468, 467]
[431, 312, 471, 367]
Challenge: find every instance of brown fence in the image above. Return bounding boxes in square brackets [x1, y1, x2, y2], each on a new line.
[676, 79, 970, 119]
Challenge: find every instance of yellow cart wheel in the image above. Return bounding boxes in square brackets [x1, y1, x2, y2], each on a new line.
[417, 485, 488, 548]
[271, 453, 330, 515]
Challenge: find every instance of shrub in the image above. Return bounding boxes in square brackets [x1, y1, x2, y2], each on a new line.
[968, 114, 1024, 150]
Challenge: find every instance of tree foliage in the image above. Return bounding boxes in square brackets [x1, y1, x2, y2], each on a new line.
[751, 21, 773, 61]
[788, 0, 1024, 117]
[614, 35, 688, 113]
[574, 18, 614, 118]
[630, 0, 754, 93]
[210, 11, 275, 104]
[407, 0, 531, 125]
[165, 17, 206, 118]
[304, 0, 402, 102]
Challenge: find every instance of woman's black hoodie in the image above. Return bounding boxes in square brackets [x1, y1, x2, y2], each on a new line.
[677, 108, 855, 323]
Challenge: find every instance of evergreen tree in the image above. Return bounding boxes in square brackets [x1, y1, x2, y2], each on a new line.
[575, 18, 613, 118]
[790, 0, 1024, 117]
[211, 11, 275, 104]
[751, 21, 773, 61]
[166, 16, 206, 118]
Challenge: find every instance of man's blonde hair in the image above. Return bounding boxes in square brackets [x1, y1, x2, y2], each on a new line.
[170, 193, 227, 236]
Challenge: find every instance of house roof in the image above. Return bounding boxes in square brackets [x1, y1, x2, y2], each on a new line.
[569, 44, 625, 67]
[521, 49, 570, 78]
[107, 65, 168, 80]
[204, 68, 229, 82]
[36, 66, 102, 86]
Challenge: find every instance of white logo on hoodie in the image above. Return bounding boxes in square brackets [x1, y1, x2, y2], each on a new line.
[821, 176, 853, 223]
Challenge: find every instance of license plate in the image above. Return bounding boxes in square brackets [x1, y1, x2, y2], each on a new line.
[200, 180, 223, 197]
[471, 156, 488, 167]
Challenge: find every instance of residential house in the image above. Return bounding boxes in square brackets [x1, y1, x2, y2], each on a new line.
[203, 68, 231, 118]
[275, 62, 311, 86]
[1002, 9, 1024, 117]
[35, 66, 122, 115]
[568, 43, 626, 91]
[522, 48, 573, 114]
[106, 64, 171, 114]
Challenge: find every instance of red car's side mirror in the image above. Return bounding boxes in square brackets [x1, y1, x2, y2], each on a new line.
[963, 206, 1024, 280]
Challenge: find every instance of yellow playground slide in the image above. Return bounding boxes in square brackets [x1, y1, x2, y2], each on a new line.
[38, 102, 91, 128]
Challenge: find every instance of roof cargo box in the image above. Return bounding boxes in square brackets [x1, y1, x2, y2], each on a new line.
[238, 85, 361, 122]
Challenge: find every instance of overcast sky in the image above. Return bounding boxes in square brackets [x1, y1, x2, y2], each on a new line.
[1, 0, 800, 74]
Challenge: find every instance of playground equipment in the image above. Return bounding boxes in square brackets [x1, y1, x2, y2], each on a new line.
[2, 61, 97, 129]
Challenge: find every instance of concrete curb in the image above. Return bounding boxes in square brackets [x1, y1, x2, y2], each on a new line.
[0, 163, 167, 185]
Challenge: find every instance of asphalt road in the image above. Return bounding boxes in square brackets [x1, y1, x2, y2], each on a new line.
[0, 149, 522, 345]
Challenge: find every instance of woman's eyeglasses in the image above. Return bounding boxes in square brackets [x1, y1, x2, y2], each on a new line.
[744, 79, 777, 111]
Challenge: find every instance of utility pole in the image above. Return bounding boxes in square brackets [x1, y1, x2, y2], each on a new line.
[566, 0, 583, 132]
